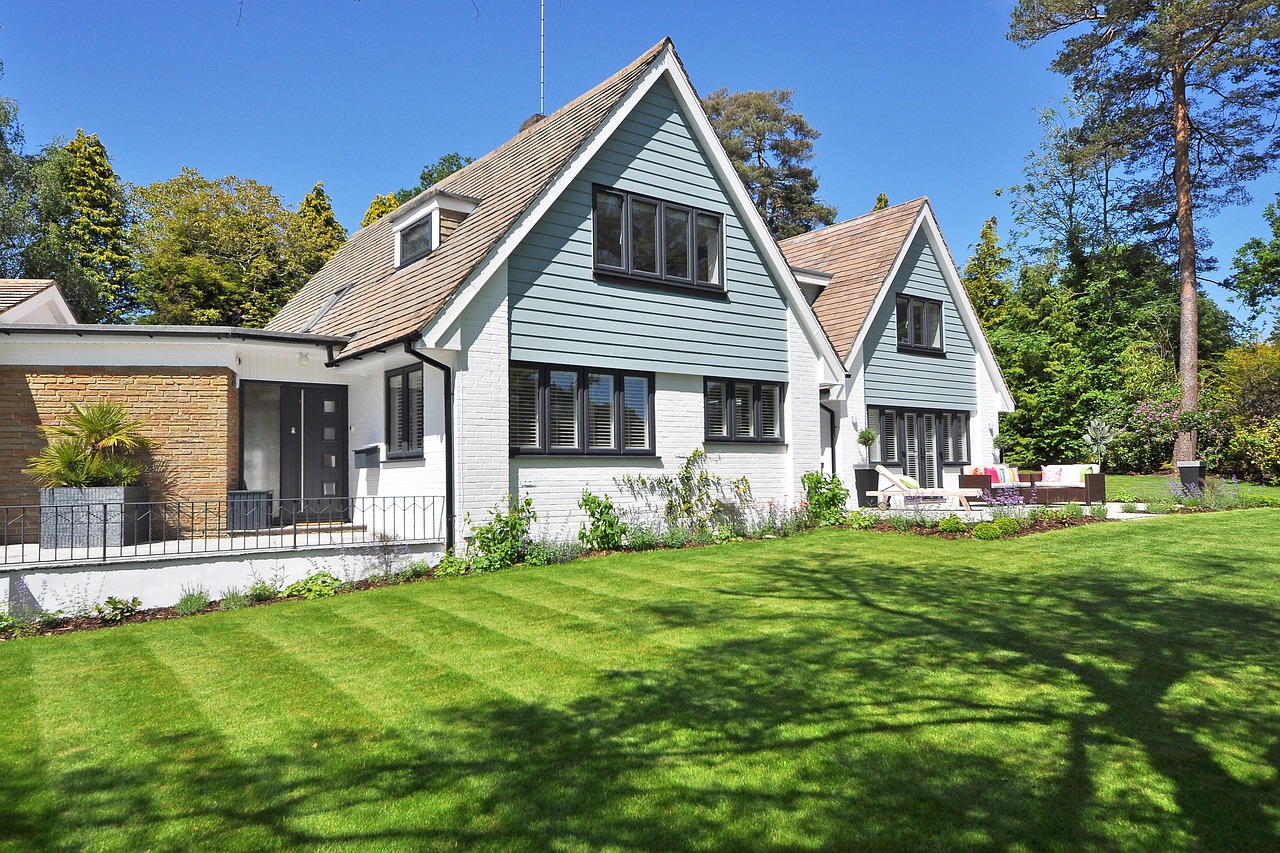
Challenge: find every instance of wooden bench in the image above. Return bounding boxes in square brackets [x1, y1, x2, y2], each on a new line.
[868, 465, 981, 512]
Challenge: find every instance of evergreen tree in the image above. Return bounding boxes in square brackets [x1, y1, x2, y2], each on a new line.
[961, 217, 1012, 330]
[0, 72, 34, 278]
[393, 152, 474, 204]
[361, 193, 399, 228]
[295, 181, 346, 275]
[701, 88, 837, 238]
[26, 130, 131, 322]
[1010, 0, 1280, 461]
[871, 193, 889, 212]
[1227, 195, 1280, 329]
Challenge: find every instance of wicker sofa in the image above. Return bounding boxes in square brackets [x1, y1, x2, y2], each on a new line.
[958, 464, 1106, 506]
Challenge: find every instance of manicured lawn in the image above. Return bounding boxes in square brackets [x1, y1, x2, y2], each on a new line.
[1106, 472, 1280, 502]
[3, 513, 1279, 851]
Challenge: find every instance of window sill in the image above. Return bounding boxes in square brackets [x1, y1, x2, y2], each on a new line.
[896, 345, 947, 357]
[704, 438, 787, 447]
[595, 269, 728, 299]
[384, 452, 424, 462]
[510, 447, 657, 458]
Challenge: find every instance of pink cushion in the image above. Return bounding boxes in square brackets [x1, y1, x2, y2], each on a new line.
[1042, 465, 1063, 483]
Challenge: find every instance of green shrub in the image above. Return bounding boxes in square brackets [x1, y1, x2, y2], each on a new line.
[993, 517, 1020, 536]
[1061, 502, 1085, 519]
[468, 495, 536, 571]
[801, 470, 849, 526]
[971, 522, 1001, 541]
[95, 596, 141, 623]
[661, 527, 691, 549]
[283, 571, 341, 600]
[175, 585, 211, 616]
[626, 525, 660, 551]
[846, 511, 877, 530]
[433, 551, 470, 578]
[1089, 502, 1110, 519]
[1120, 501, 1139, 514]
[578, 489, 627, 552]
[616, 448, 750, 532]
[400, 560, 432, 580]
[1113, 488, 1140, 503]
[690, 527, 716, 546]
[525, 538, 581, 566]
[218, 587, 249, 611]
[937, 515, 968, 533]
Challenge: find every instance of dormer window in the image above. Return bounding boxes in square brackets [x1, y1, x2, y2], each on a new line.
[398, 214, 433, 268]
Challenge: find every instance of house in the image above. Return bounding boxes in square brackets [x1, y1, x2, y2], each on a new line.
[0, 279, 77, 324]
[779, 199, 1014, 495]
[1, 38, 848, 570]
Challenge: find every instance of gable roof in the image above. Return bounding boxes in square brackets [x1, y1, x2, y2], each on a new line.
[0, 279, 59, 313]
[778, 200, 926, 362]
[268, 39, 671, 359]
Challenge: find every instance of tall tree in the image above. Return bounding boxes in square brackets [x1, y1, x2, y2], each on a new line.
[1010, 1, 1280, 461]
[130, 168, 316, 328]
[295, 181, 346, 275]
[962, 217, 1013, 329]
[25, 130, 132, 322]
[701, 88, 837, 239]
[393, 151, 474, 204]
[0, 67, 34, 278]
[361, 193, 399, 228]
[871, 193, 889, 212]
[1227, 194, 1280, 328]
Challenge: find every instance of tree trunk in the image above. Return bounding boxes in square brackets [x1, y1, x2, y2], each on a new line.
[1171, 60, 1199, 463]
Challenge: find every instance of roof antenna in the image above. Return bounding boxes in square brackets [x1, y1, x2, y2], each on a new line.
[539, 0, 545, 116]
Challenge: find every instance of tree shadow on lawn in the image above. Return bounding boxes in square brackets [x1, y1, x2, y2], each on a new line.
[5, 540, 1279, 851]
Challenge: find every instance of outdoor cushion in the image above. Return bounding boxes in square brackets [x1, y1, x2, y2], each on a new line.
[1041, 464, 1094, 485]
[899, 475, 920, 490]
[982, 465, 1020, 485]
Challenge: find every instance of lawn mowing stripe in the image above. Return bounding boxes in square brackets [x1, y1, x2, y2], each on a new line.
[30, 629, 270, 850]
[0, 641, 57, 852]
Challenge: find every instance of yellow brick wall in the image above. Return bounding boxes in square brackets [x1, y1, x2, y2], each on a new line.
[0, 366, 237, 509]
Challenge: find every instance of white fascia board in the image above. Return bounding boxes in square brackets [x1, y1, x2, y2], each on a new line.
[1, 285, 77, 324]
[843, 204, 1014, 412]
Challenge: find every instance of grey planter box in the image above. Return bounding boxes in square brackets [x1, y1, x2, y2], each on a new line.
[853, 468, 880, 508]
[39, 486, 151, 550]
[227, 490, 273, 531]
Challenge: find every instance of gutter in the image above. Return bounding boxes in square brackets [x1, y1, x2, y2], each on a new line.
[403, 340, 457, 552]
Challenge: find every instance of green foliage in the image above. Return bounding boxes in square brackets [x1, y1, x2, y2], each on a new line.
[625, 525, 660, 551]
[1060, 502, 1085, 519]
[246, 574, 280, 603]
[0, 81, 34, 279]
[129, 167, 330, 327]
[871, 193, 889, 212]
[845, 511, 877, 530]
[800, 470, 849, 526]
[701, 88, 836, 238]
[1121, 502, 1139, 514]
[218, 587, 249, 611]
[617, 449, 750, 533]
[25, 401, 154, 488]
[295, 181, 346, 275]
[1089, 502, 1110, 519]
[1228, 195, 1280, 327]
[468, 495, 536, 572]
[94, 596, 141, 623]
[971, 522, 1002, 541]
[393, 152, 475, 204]
[525, 538, 581, 567]
[937, 516, 969, 533]
[283, 571, 341, 600]
[577, 489, 628, 552]
[433, 551, 470, 578]
[992, 517, 1021, 537]
[361, 193, 399, 227]
[1082, 416, 1116, 469]
[174, 584, 211, 616]
[660, 526, 692, 549]
[961, 216, 1012, 329]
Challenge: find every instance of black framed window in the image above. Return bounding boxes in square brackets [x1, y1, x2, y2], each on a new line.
[867, 407, 969, 466]
[398, 214, 433, 267]
[705, 378, 784, 443]
[896, 294, 944, 353]
[593, 186, 722, 290]
[510, 362, 654, 455]
[386, 365, 424, 459]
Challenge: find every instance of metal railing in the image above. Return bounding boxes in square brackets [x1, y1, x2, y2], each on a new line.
[1, 495, 446, 566]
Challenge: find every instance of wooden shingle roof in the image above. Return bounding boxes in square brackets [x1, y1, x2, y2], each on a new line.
[0, 279, 58, 313]
[778, 199, 927, 362]
[268, 39, 672, 358]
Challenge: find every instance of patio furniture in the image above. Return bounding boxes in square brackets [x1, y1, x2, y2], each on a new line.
[867, 465, 981, 512]
[959, 464, 1105, 506]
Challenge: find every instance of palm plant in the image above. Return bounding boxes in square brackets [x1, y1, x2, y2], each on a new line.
[25, 402, 155, 488]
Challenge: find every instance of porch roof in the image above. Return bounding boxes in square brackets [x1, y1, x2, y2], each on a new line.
[0, 323, 349, 347]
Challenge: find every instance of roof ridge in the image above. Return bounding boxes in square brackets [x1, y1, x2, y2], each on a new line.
[779, 197, 927, 247]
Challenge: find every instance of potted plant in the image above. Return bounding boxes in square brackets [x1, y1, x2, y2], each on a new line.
[853, 427, 880, 508]
[991, 432, 1010, 464]
[25, 402, 156, 549]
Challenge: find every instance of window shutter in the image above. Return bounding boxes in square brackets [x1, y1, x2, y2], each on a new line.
[922, 414, 938, 488]
[881, 409, 897, 462]
[622, 375, 650, 450]
[733, 383, 755, 438]
[760, 384, 781, 439]
[407, 368, 424, 452]
[548, 370, 579, 449]
[509, 366, 540, 447]
[706, 381, 728, 438]
[586, 373, 616, 449]
[387, 373, 404, 452]
[903, 413, 918, 480]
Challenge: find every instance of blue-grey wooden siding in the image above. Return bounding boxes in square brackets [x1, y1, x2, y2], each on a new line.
[507, 78, 790, 381]
[863, 231, 977, 410]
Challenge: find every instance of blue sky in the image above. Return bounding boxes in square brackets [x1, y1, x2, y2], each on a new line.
[3, 1, 1275, 320]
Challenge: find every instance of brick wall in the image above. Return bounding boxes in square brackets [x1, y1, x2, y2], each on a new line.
[0, 366, 237, 509]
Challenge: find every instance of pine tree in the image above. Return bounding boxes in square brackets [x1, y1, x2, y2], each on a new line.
[296, 181, 346, 275]
[871, 193, 889, 212]
[962, 217, 1012, 330]
[361, 193, 399, 228]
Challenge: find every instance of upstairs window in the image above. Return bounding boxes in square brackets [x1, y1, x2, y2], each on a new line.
[593, 186, 722, 290]
[705, 378, 784, 443]
[398, 214, 433, 268]
[896, 294, 943, 353]
[386, 365, 424, 459]
[510, 363, 654, 456]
